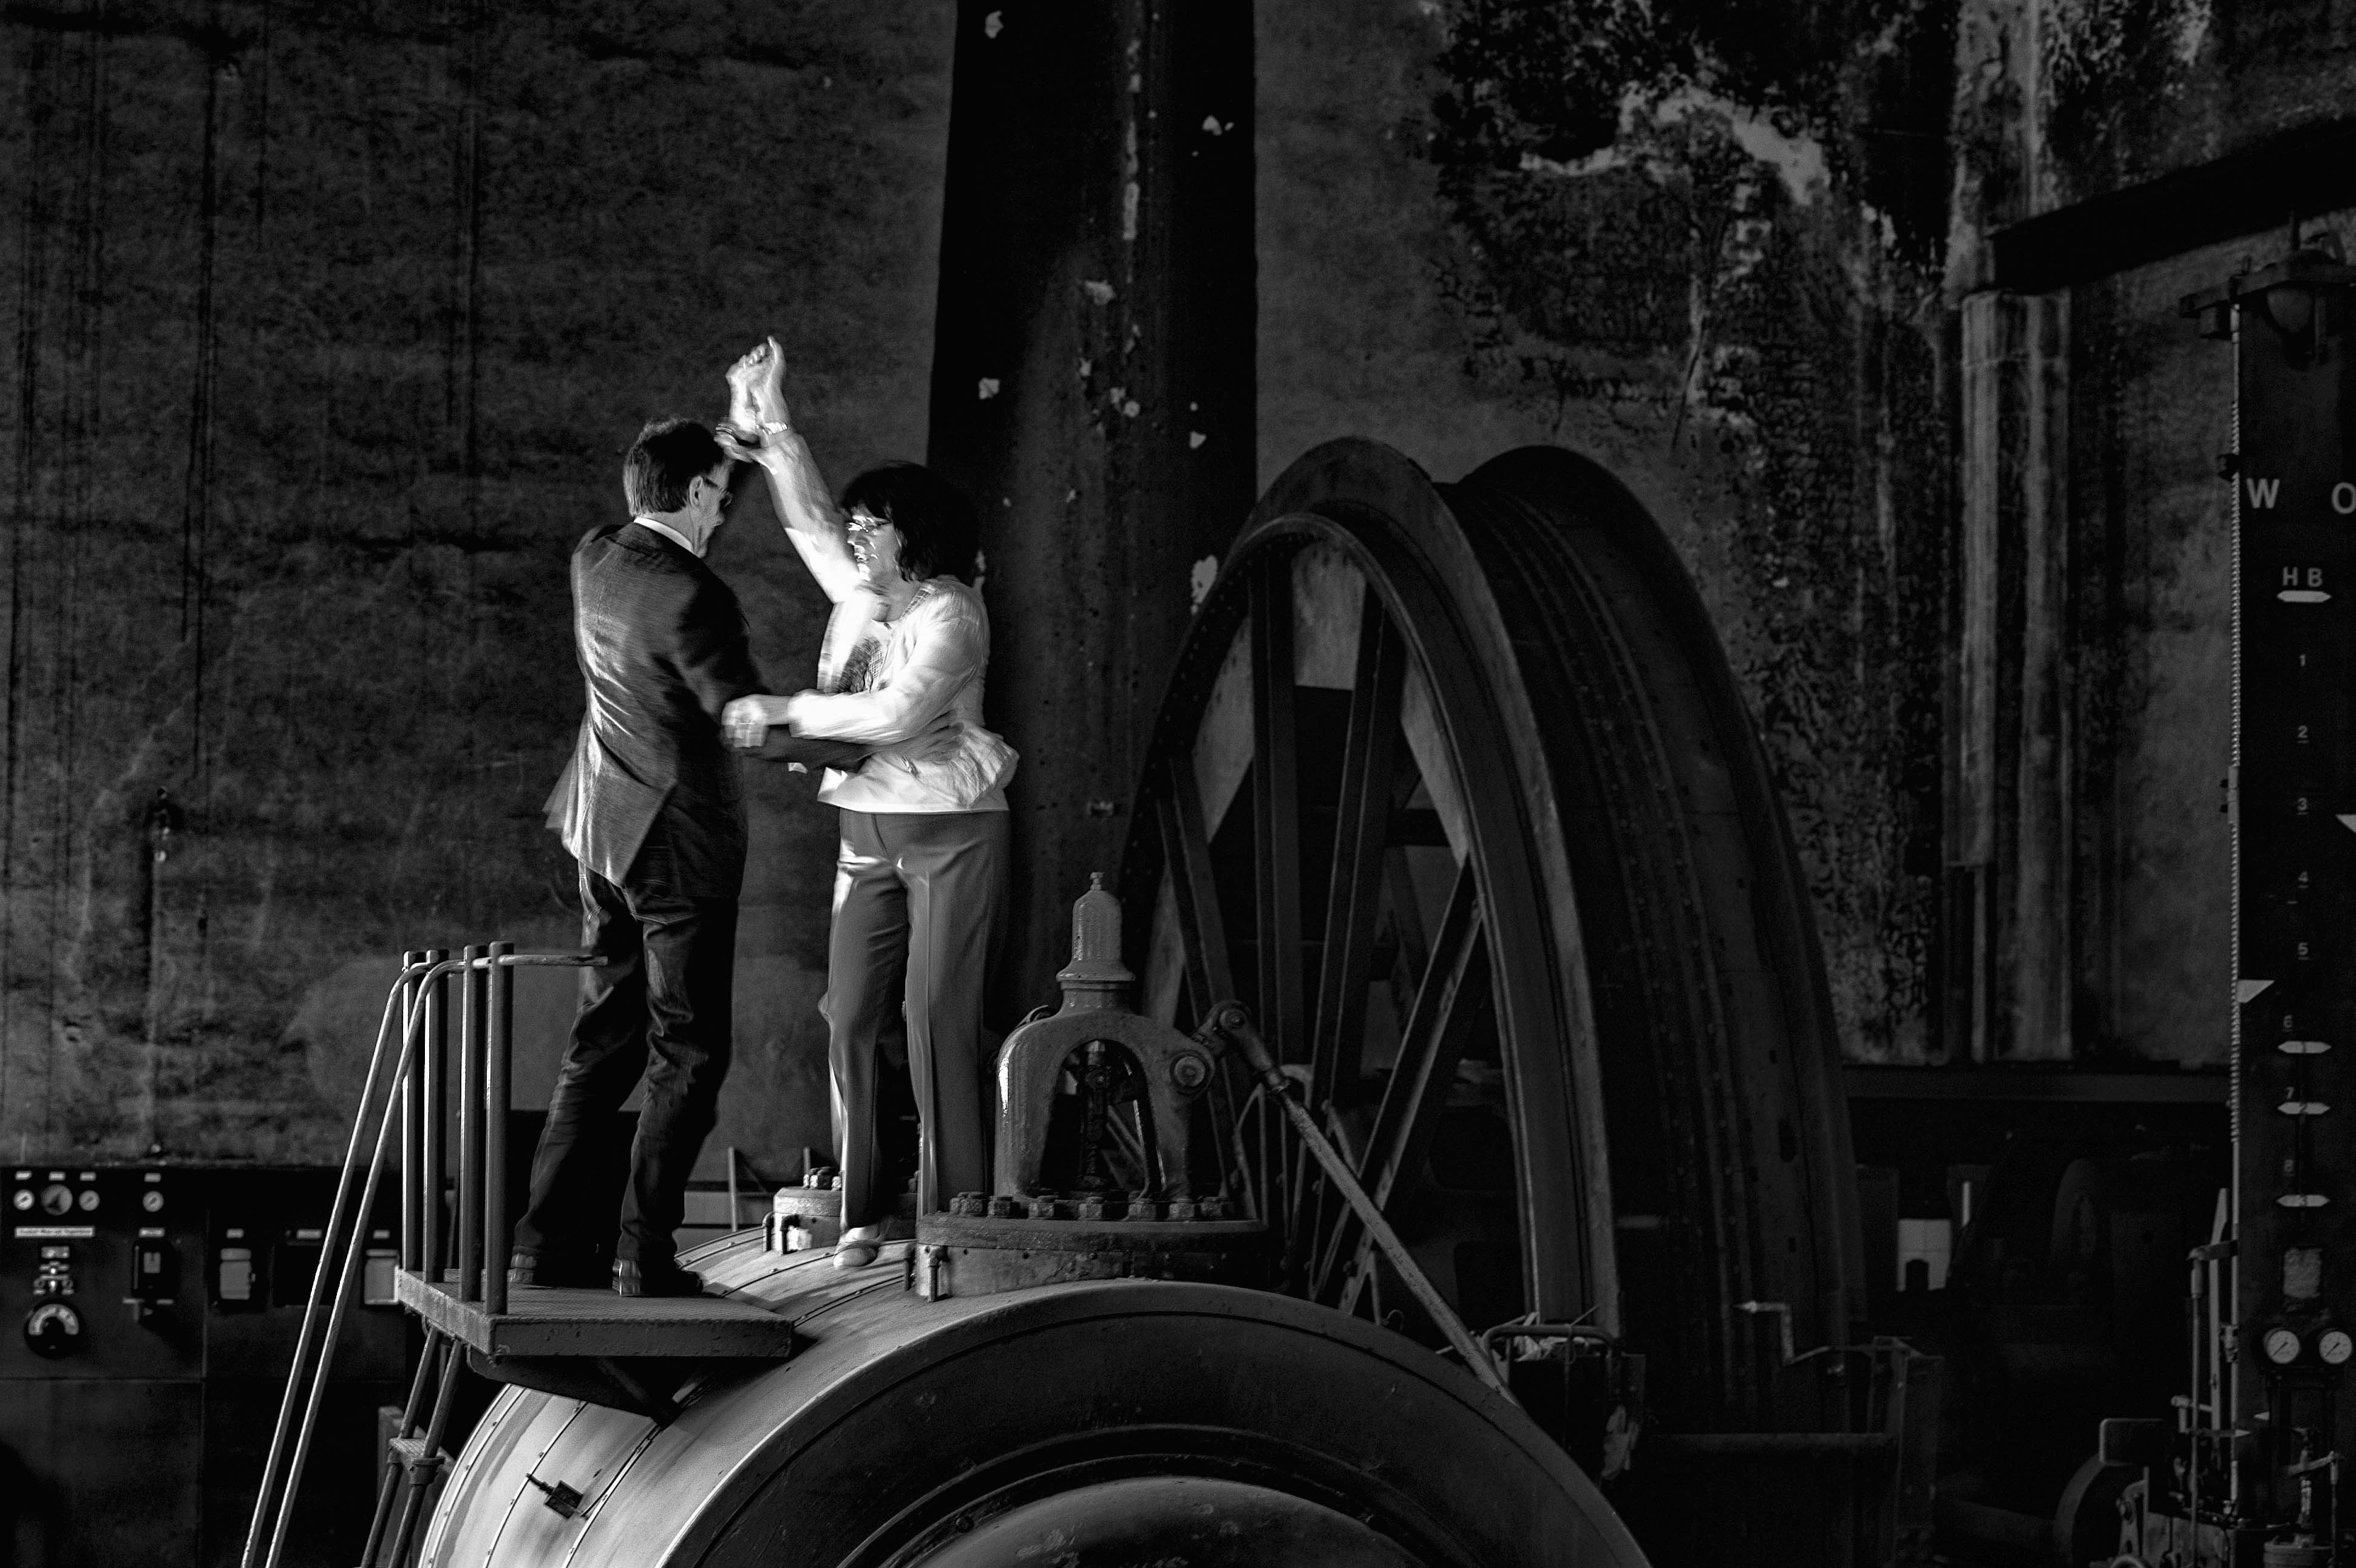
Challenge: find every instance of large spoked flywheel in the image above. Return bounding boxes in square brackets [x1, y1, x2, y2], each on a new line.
[1117, 438, 1863, 1444]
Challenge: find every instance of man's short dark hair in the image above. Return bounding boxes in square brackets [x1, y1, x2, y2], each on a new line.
[624, 418, 727, 516]
[839, 462, 980, 583]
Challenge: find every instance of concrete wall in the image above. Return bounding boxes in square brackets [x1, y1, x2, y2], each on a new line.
[10, 0, 2348, 1165]
[0, 1, 954, 1166]
[1257, 0, 2350, 1067]
[1258, 0, 1954, 1061]
[1947, 0, 2356, 1066]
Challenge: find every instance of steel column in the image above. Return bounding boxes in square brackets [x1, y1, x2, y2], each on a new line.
[926, 0, 1255, 1017]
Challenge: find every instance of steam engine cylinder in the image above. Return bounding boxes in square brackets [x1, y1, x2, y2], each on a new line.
[419, 1231, 1649, 1567]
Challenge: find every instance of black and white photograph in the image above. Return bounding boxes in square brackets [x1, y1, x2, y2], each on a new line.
[0, 0, 2346, 1563]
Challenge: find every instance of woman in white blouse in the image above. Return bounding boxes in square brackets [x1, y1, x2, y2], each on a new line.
[719, 340, 1016, 1271]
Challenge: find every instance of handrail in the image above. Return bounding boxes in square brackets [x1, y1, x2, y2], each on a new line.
[239, 974, 407, 1568]
[407, 948, 606, 1317]
[241, 945, 603, 1568]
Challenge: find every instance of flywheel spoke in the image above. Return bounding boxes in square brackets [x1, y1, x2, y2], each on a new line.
[1309, 589, 1406, 1110]
[1249, 556, 1306, 1061]
[1155, 753, 1237, 1024]
[1330, 863, 1489, 1311]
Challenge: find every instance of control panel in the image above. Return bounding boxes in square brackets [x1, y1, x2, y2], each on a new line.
[0, 1163, 412, 1567]
[2230, 253, 2356, 1543]
[4, 1167, 202, 1377]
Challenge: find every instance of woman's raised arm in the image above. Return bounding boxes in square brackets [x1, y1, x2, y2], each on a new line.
[722, 338, 860, 603]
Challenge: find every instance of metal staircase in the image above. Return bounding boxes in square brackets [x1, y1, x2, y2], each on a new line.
[237, 943, 797, 1568]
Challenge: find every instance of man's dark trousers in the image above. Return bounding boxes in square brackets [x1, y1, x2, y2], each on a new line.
[514, 822, 737, 1269]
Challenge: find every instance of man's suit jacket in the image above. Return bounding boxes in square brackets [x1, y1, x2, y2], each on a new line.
[544, 521, 764, 898]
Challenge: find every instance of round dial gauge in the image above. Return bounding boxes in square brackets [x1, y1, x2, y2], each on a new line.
[2264, 1326, 2304, 1364]
[141, 1190, 163, 1213]
[2319, 1329, 2353, 1366]
[75, 1189, 98, 1212]
[22, 1302, 81, 1359]
[9, 1189, 30, 1211]
[38, 1183, 70, 1216]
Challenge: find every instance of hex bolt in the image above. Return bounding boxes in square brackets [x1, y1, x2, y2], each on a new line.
[1167, 1199, 1198, 1221]
[1029, 1195, 1062, 1220]
[1169, 1052, 1210, 1092]
[985, 1195, 1016, 1219]
[1076, 1196, 1109, 1222]
[1129, 1192, 1161, 1222]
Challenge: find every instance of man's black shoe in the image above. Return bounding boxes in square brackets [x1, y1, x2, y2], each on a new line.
[508, 1252, 608, 1289]
[613, 1258, 706, 1298]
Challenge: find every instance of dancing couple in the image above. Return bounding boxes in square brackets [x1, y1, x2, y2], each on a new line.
[509, 342, 1014, 1297]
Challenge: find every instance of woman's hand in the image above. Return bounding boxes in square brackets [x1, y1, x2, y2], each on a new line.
[726, 337, 793, 429]
[750, 336, 790, 424]
[724, 342, 769, 435]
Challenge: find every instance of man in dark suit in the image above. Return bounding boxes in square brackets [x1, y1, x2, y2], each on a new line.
[513, 417, 857, 1296]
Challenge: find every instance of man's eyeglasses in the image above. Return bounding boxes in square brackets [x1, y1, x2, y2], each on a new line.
[700, 474, 733, 511]
[846, 510, 894, 536]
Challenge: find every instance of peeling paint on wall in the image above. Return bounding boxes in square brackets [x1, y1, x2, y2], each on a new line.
[1405, 0, 1956, 1059]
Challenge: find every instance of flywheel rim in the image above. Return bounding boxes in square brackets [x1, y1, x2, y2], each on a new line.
[1117, 437, 1860, 1441]
[1122, 440, 1617, 1330]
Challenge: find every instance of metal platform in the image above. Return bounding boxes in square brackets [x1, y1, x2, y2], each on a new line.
[394, 1268, 799, 1359]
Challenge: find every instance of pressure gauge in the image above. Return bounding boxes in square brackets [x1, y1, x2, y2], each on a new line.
[2264, 1326, 2304, 1364]
[2320, 1329, 2353, 1366]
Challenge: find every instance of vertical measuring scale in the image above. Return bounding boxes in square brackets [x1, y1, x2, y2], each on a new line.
[2204, 243, 2356, 1560]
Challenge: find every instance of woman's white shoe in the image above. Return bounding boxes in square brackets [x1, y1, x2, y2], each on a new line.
[832, 1223, 886, 1270]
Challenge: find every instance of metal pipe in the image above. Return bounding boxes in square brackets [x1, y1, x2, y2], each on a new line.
[399, 950, 423, 1273]
[1650, 1433, 1896, 1457]
[358, 1328, 446, 1568]
[1206, 1003, 1510, 1396]
[238, 974, 409, 1568]
[1478, 1321, 1617, 1362]
[266, 957, 463, 1568]
[384, 1322, 469, 1567]
[1736, 1300, 1841, 1368]
[486, 941, 514, 1316]
[457, 945, 486, 1302]
[421, 948, 449, 1281]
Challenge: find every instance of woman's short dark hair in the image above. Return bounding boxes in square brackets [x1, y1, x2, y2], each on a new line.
[624, 418, 725, 516]
[840, 463, 980, 583]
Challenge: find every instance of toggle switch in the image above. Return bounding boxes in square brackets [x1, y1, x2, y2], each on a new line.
[128, 1238, 178, 1323]
[216, 1247, 254, 1304]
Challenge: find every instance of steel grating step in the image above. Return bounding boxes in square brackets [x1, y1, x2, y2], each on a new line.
[393, 1269, 798, 1359]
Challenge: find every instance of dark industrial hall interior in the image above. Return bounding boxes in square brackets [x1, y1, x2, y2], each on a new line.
[2, 0, 2351, 1564]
